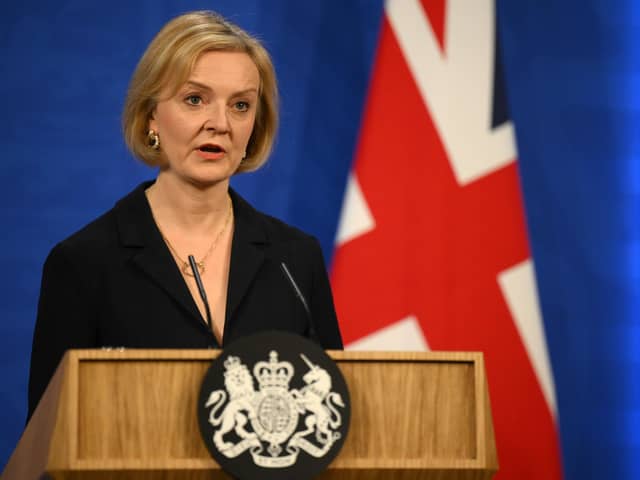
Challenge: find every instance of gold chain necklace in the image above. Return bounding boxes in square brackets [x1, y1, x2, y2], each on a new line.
[150, 195, 233, 277]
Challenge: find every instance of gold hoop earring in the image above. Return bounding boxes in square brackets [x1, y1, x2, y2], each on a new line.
[147, 129, 160, 150]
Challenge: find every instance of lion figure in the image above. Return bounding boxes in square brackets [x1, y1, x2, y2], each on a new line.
[205, 356, 258, 453]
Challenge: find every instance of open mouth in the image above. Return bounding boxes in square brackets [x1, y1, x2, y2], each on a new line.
[199, 144, 225, 153]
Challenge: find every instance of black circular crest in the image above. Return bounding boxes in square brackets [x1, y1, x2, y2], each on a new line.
[198, 331, 351, 480]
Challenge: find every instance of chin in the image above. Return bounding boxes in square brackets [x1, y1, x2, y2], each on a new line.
[186, 170, 234, 189]
[186, 176, 227, 189]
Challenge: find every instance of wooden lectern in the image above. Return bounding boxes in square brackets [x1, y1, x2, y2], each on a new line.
[2, 350, 497, 479]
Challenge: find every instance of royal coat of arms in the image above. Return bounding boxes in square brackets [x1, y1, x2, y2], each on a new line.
[203, 349, 346, 468]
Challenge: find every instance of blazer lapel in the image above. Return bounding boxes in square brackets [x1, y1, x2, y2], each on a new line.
[114, 182, 205, 329]
[225, 189, 268, 326]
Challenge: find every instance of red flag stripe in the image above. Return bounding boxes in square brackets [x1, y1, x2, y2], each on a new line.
[331, 6, 563, 478]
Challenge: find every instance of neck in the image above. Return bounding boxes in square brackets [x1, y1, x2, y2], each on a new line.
[146, 173, 231, 233]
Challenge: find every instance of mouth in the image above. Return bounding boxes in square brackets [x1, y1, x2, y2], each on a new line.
[198, 143, 226, 154]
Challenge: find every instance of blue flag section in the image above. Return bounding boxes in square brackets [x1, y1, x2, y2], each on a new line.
[498, 1, 640, 479]
[0, 1, 638, 479]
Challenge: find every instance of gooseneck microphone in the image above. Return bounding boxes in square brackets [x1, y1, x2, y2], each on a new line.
[280, 262, 320, 344]
[188, 255, 213, 334]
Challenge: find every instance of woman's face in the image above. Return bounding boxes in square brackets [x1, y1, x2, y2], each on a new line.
[149, 51, 260, 187]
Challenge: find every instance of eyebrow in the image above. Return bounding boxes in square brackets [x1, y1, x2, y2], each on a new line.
[184, 81, 258, 96]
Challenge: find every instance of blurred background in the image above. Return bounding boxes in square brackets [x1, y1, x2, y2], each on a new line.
[1, 1, 638, 479]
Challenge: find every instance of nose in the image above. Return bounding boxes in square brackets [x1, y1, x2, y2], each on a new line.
[203, 102, 230, 133]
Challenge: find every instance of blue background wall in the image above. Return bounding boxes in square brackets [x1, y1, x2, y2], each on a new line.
[1, 1, 638, 478]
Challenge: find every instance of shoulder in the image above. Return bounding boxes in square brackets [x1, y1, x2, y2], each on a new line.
[55, 209, 116, 254]
[38, 208, 117, 302]
[44, 210, 115, 274]
[231, 189, 321, 251]
[45, 182, 149, 267]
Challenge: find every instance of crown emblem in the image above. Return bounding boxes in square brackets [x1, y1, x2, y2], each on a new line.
[253, 350, 294, 390]
[202, 338, 348, 475]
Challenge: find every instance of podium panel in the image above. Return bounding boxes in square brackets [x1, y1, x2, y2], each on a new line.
[2, 350, 497, 480]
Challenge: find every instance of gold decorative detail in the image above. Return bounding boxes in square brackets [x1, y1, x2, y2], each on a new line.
[150, 194, 233, 277]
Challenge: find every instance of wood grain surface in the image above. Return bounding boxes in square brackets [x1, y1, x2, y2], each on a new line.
[2, 349, 497, 480]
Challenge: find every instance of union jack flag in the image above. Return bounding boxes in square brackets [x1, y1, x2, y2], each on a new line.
[331, 1, 563, 478]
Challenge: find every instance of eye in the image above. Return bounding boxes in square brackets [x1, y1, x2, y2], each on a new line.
[233, 101, 250, 112]
[185, 94, 202, 106]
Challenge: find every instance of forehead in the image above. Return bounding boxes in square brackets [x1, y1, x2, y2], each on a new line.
[187, 51, 260, 91]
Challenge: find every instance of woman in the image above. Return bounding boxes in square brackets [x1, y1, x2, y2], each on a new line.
[28, 11, 343, 420]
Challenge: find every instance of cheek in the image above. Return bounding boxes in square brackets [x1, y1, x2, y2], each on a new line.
[238, 116, 257, 144]
[161, 119, 194, 150]
[154, 105, 189, 140]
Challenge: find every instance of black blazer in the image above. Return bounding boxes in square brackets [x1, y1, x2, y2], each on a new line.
[28, 181, 343, 418]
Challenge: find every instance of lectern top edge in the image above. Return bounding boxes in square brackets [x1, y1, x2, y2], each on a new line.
[66, 348, 484, 363]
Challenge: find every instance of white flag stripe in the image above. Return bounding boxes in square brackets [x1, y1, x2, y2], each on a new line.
[498, 260, 558, 417]
[345, 315, 430, 351]
[385, 0, 558, 417]
[386, 0, 516, 185]
[335, 173, 376, 246]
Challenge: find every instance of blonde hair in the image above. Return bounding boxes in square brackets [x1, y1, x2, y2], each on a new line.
[122, 11, 278, 173]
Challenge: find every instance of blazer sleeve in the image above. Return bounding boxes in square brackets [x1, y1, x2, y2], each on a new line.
[309, 238, 344, 350]
[27, 243, 98, 421]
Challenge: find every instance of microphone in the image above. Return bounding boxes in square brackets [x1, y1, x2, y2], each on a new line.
[188, 255, 214, 335]
[280, 262, 320, 345]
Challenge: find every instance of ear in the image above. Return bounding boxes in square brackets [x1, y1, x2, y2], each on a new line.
[147, 103, 159, 132]
[148, 114, 157, 133]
